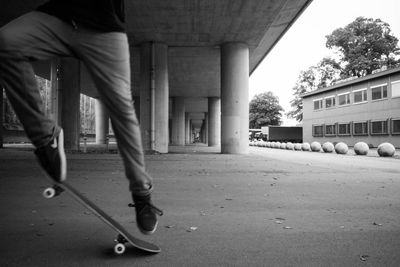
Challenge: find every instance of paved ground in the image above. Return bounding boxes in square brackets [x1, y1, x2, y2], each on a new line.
[0, 144, 399, 266]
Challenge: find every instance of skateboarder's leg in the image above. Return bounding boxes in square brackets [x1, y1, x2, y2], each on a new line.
[75, 31, 152, 195]
[0, 12, 72, 181]
[74, 30, 161, 234]
[74, 31, 152, 195]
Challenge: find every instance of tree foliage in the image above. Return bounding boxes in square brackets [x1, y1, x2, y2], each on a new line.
[287, 17, 400, 122]
[326, 16, 400, 77]
[287, 57, 341, 121]
[249, 91, 283, 128]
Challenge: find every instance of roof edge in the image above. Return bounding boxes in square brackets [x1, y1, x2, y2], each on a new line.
[302, 66, 400, 98]
[250, 0, 314, 75]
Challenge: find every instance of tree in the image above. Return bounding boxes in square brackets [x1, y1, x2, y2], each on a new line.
[287, 57, 341, 122]
[287, 17, 400, 122]
[249, 92, 283, 128]
[326, 17, 400, 77]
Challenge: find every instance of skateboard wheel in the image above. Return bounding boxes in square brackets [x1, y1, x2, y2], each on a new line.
[43, 187, 56, 199]
[114, 243, 126, 255]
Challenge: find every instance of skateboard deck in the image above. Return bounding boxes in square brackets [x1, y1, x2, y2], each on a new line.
[43, 182, 161, 254]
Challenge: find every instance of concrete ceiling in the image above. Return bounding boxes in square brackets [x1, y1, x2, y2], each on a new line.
[126, 0, 311, 72]
[1, 0, 312, 101]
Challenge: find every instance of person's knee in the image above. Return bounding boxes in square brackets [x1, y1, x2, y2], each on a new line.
[0, 28, 14, 55]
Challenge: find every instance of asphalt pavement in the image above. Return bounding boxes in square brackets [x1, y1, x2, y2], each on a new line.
[0, 144, 399, 266]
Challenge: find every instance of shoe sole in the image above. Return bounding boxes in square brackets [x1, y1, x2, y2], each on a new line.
[58, 129, 67, 182]
[139, 221, 158, 235]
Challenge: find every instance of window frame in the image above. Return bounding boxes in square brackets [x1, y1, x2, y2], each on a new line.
[313, 98, 323, 111]
[353, 88, 368, 104]
[324, 123, 337, 136]
[324, 95, 336, 109]
[371, 83, 388, 101]
[392, 118, 400, 135]
[338, 92, 351, 106]
[391, 80, 400, 98]
[312, 124, 324, 137]
[353, 121, 369, 136]
[338, 122, 351, 136]
[370, 119, 389, 135]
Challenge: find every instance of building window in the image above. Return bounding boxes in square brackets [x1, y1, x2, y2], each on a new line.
[353, 121, 368, 136]
[313, 99, 323, 110]
[338, 92, 351, 106]
[371, 120, 388, 135]
[325, 96, 336, 108]
[371, 84, 388, 100]
[325, 124, 336, 136]
[392, 118, 400, 134]
[392, 80, 400, 98]
[312, 125, 324, 137]
[353, 88, 367, 103]
[338, 123, 351, 136]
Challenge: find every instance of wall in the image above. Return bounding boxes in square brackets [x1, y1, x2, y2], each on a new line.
[303, 71, 400, 148]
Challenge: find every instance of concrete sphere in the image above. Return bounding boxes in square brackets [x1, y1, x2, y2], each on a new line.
[335, 142, 348, 154]
[275, 142, 281, 149]
[280, 143, 287, 149]
[377, 142, 396, 157]
[322, 142, 334, 153]
[354, 142, 369, 155]
[265, 142, 271, 148]
[286, 142, 294, 150]
[302, 142, 311, 151]
[294, 143, 302, 151]
[310, 141, 322, 152]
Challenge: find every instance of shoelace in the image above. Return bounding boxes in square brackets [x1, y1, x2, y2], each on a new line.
[128, 203, 164, 216]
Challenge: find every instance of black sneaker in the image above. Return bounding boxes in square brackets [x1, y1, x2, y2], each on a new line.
[35, 129, 67, 182]
[132, 195, 163, 235]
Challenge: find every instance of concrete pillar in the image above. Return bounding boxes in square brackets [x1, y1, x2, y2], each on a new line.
[189, 120, 193, 143]
[199, 121, 204, 143]
[171, 97, 185, 145]
[220, 43, 249, 154]
[0, 88, 3, 148]
[95, 99, 109, 144]
[58, 58, 81, 151]
[208, 97, 221, 146]
[204, 113, 209, 144]
[140, 42, 169, 153]
[185, 113, 190, 144]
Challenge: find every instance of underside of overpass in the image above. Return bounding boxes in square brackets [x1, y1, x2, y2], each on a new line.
[0, 0, 312, 153]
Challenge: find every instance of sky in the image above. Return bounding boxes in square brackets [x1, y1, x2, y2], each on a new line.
[249, 0, 400, 126]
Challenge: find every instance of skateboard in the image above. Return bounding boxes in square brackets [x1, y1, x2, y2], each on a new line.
[42, 182, 161, 254]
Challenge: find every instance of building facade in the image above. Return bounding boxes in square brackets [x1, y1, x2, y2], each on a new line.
[302, 67, 400, 148]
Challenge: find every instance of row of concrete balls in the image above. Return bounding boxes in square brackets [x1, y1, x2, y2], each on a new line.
[250, 140, 396, 157]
